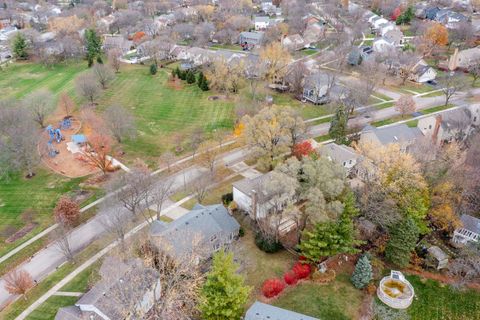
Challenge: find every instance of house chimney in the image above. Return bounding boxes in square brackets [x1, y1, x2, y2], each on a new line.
[251, 189, 258, 221]
[448, 48, 459, 71]
[432, 114, 442, 145]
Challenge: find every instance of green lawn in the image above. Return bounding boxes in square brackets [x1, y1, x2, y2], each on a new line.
[273, 275, 363, 320]
[407, 275, 480, 319]
[26, 296, 78, 320]
[60, 260, 102, 293]
[95, 65, 236, 162]
[0, 169, 87, 256]
[0, 61, 87, 100]
[423, 104, 454, 114]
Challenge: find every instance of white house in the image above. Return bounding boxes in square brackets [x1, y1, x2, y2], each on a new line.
[373, 37, 395, 53]
[409, 59, 437, 83]
[254, 16, 270, 31]
[452, 214, 480, 245]
[232, 172, 297, 235]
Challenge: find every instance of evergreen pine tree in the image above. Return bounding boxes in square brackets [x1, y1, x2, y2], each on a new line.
[179, 70, 187, 80]
[200, 250, 251, 320]
[351, 254, 373, 289]
[299, 192, 360, 263]
[197, 71, 205, 88]
[150, 63, 157, 75]
[84, 29, 102, 67]
[12, 33, 28, 60]
[385, 217, 419, 267]
[186, 70, 196, 84]
[328, 104, 349, 144]
[200, 79, 209, 91]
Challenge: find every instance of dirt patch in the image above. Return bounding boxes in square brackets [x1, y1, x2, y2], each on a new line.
[5, 223, 38, 243]
[208, 95, 229, 101]
[167, 77, 184, 90]
[39, 116, 100, 178]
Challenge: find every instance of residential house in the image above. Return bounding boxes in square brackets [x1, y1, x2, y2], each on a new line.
[55, 257, 160, 320]
[318, 143, 360, 175]
[436, 9, 469, 29]
[416, 105, 479, 144]
[303, 21, 326, 45]
[448, 47, 480, 70]
[0, 26, 17, 41]
[360, 124, 421, 152]
[383, 29, 404, 46]
[245, 301, 319, 320]
[261, 1, 282, 16]
[149, 204, 240, 260]
[254, 16, 270, 31]
[232, 172, 297, 234]
[177, 47, 213, 67]
[239, 31, 264, 49]
[103, 35, 133, 54]
[425, 7, 441, 20]
[282, 34, 308, 51]
[452, 214, 480, 245]
[373, 37, 396, 53]
[302, 73, 333, 104]
[409, 59, 437, 83]
[370, 16, 390, 32]
[347, 46, 373, 65]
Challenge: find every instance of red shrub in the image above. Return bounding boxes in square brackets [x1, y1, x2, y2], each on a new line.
[292, 262, 311, 279]
[293, 141, 314, 159]
[391, 7, 402, 21]
[262, 278, 286, 298]
[283, 271, 298, 285]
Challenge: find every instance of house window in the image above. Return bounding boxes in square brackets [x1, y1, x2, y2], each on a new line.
[474, 116, 477, 122]
[229, 233, 234, 241]
[210, 235, 217, 242]
[349, 160, 352, 164]
[429, 125, 432, 129]
[343, 161, 346, 166]
[213, 243, 220, 251]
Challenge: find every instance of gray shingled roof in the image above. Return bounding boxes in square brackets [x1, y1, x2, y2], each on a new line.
[460, 214, 480, 235]
[362, 124, 418, 145]
[150, 204, 239, 257]
[54, 306, 83, 320]
[245, 301, 319, 320]
[255, 16, 270, 23]
[232, 172, 276, 204]
[240, 31, 265, 40]
[319, 143, 359, 165]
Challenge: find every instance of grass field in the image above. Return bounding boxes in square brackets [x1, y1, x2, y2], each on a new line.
[0, 169, 88, 255]
[25, 296, 78, 320]
[273, 275, 363, 320]
[407, 275, 480, 319]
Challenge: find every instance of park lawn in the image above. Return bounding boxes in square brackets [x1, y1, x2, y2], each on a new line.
[95, 65, 236, 162]
[407, 275, 480, 320]
[25, 296, 78, 320]
[0, 61, 87, 100]
[273, 274, 364, 320]
[0, 168, 87, 256]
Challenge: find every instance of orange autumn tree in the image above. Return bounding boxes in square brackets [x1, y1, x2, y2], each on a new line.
[54, 196, 80, 226]
[419, 22, 448, 57]
[83, 134, 113, 175]
[428, 182, 462, 232]
[4, 269, 34, 300]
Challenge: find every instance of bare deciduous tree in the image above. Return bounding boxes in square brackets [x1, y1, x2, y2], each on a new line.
[58, 92, 76, 117]
[191, 171, 212, 204]
[75, 72, 101, 105]
[439, 73, 463, 106]
[93, 64, 115, 89]
[159, 151, 176, 172]
[104, 105, 136, 143]
[100, 201, 130, 248]
[51, 221, 75, 263]
[23, 89, 54, 128]
[147, 178, 174, 220]
[108, 48, 122, 73]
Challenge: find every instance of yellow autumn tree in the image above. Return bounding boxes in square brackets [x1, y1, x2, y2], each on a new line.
[419, 22, 448, 57]
[259, 42, 292, 83]
[428, 182, 462, 232]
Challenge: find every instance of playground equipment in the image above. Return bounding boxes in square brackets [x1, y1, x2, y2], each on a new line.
[45, 124, 64, 158]
[377, 271, 414, 309]
[60, 117, 72, 130]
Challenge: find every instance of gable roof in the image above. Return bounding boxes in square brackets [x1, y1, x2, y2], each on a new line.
[361, 124, 419, 145]
[460, 214, 480, 235]
[150, 204, 239, 257]
[232, 172, 279, 204]
[245, 301, 319, 320]
[319, 143, 359, 164]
